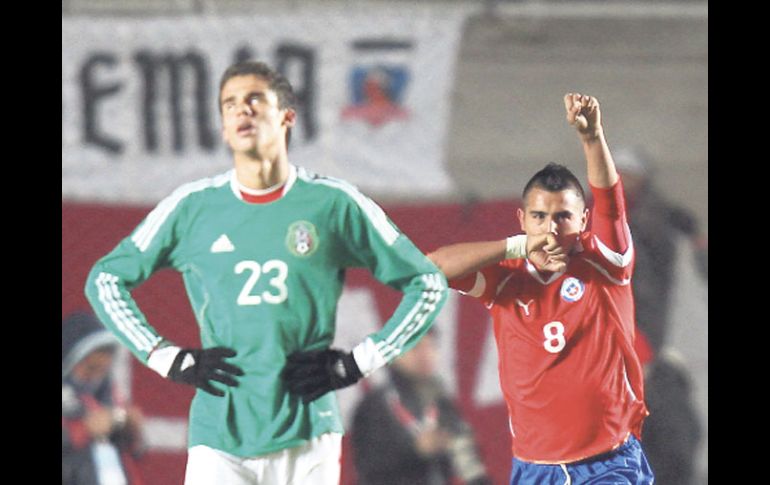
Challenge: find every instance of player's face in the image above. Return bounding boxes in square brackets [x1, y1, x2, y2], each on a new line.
[220, 75, 295, 158]
[518, 188, 588, 254]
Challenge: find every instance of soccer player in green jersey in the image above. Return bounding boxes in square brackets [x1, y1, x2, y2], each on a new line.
[85, 61, 448, 485]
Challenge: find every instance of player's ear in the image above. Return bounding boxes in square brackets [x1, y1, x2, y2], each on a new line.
[580, 208, 589, 232]
[517, 207, 526, 231]
[282, 108, 297, 128]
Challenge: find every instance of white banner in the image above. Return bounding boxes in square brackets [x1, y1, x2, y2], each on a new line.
[62, 7, 467, 204]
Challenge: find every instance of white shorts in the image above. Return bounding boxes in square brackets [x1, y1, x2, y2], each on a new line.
[184, 432, 342, 485]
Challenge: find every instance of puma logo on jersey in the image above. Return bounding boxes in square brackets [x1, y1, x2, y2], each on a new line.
[515, 299, 534, 316]
[211, 234, 235, 253]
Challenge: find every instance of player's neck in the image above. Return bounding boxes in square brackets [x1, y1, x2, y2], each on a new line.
[233, 152, 290, 190]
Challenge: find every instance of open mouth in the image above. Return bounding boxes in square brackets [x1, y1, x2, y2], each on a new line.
[237, 122, 256, 136]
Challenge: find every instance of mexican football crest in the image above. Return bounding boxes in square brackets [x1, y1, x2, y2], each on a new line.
[286, 221, 319, 257]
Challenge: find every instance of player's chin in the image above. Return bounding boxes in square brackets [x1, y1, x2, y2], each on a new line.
[230, 141, 258, 155]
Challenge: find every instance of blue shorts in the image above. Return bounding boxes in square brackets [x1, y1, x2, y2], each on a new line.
[510, 435, 654, 484]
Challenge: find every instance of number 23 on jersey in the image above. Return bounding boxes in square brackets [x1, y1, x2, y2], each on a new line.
[234, 259, 289, 305]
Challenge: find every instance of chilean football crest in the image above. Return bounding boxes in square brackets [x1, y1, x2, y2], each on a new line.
[286, 221, 319, 257]
[340, 39, 413, 127]
[560, 277, 585, 302]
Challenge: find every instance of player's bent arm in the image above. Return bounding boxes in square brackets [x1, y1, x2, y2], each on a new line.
[86, 250, 243, 397]
[282, 253, 448, 403]
[84, 187, 242, 396]
[84, 245, 167, 367]
[84, 184, 194, 369]
[354, 262, 448, 376]
[84, 248, 177, 377]
[428, 233, 570, 281]
[427, 240, 508, 280]
[283, 184, 448, 403]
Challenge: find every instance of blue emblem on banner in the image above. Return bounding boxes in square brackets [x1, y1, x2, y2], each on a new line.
[341, 39, 413, 127]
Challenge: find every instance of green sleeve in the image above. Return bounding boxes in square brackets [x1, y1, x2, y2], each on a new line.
[335, 192, 448, 374]
[84, 192, 187, 364]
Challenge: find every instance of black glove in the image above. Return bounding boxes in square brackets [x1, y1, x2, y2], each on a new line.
[281, 349, 363, 403]
[168, 347, 244, 397]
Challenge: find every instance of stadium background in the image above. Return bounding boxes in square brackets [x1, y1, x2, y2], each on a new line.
[62, 1, 708, 484]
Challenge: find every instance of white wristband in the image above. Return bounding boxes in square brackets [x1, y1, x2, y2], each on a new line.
[352, 338, 387, 377]
[505, 235, 528, 259]
[147, 345, 182, 378]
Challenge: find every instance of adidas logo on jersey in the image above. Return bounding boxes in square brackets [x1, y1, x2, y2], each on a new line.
[211, 234, 235, 253]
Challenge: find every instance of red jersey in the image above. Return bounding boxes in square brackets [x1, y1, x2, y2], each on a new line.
[452, 180, 648, 464]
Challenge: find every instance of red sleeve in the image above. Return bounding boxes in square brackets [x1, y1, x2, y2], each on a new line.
[582, 179, 635, 284]
[589, 178, 631, 254]
[449, 264, 507, 306]
[449, 273, 477, 293]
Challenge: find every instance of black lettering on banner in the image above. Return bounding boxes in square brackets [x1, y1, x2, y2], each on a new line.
[134, 51, 216, 153]
[80, 53, 123, 155]
[275, 45, 317, 142]
[233, 46, 256, 65]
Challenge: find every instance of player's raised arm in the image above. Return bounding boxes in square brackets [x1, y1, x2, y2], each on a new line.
[565, 92, 632, 263]
[564, 93, 618, 189]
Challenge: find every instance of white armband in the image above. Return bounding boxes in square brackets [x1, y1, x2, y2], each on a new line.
[505, 235, 528, 260]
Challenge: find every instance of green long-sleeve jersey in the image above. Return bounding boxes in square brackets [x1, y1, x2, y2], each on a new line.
[84, 165, 447, 457]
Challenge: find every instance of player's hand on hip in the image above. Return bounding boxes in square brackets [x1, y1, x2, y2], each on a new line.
[281, 348, 363, 404]
[168, 347, 244, 397]
[564, 93, 602, 139]
[527, 233, 569, 272]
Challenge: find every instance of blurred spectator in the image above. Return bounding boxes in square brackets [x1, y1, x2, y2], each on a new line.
[351, 330, 491, 485]
[642, 348, 702, 485]
[615, 145, 708, 353]
[62, 312, 146, 485]
[614, 146, 707, 485]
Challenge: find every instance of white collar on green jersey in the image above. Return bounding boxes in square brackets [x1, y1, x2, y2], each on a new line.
[229, 164, 298, 201]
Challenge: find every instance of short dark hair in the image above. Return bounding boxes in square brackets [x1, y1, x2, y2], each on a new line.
[219, 61, 296, 110]
[219, 61, 297, 147]
[522, 163, 585, 204]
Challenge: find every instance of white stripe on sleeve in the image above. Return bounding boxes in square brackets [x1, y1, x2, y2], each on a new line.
[298, 169, 400, 246]
[95, 272, 161, 352]
[131, 172, 230, 252]
[376, 273, 445, 361]
[622, 362, 639, 402]
[593, 223, 634, 268]
[583, 259, 631, 286]
[458, 272, 486, 298]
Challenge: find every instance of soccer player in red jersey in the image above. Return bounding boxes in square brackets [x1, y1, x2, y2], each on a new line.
[428, 93, 654, 484]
